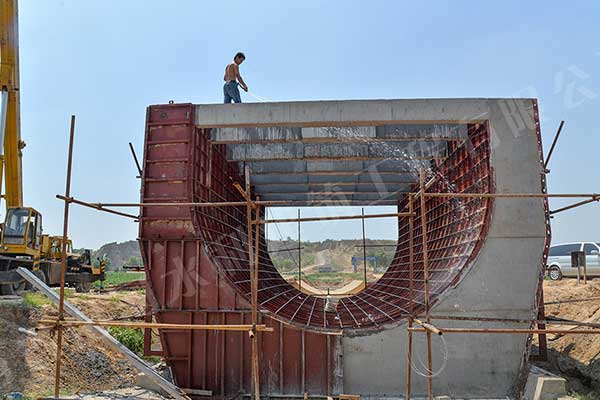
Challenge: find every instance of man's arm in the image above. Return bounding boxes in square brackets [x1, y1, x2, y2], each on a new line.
[235, 64, 248, 92]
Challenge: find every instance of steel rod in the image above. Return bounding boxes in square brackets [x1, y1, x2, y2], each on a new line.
[268, 246, 305, 254]
[37, 320, 274, 331]
[245, 165, 260, 400]
[56, 195, 139, 219]
[362, 208, 367, 287]
[423, 193, 598, 199]
[419, 168, 434, 400]
[409, 328, 600, 335]
[354, 244, 396, 248]
[550, 196, 600, 215]
[405, 196, 415, 400]
[297, 208, 302, 291]
[544, 296, 600, 305]
[55, 115, 76, 398]
[57, 193, 600, 211]
[420, 314, 600, 328]
[252, 197, 262, 400]
[544, 120, 565, 170]
[258, 212, 414, 225]
[128, 142, 143, 177]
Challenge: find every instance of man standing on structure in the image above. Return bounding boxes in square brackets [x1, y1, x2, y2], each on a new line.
[223, 52, 248, 103]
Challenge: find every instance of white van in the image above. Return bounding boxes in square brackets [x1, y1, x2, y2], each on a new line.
[546, 242, 600, 280]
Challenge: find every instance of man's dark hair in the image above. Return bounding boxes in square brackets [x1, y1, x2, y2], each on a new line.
[234, 52, 246, 60]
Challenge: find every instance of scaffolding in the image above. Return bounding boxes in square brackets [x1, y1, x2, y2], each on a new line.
[33, 115, 600, 399]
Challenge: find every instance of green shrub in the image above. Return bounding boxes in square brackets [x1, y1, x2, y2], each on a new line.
[108, 326, 144, 356]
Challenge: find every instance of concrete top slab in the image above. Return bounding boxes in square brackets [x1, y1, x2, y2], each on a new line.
[195, 98, 532, 127]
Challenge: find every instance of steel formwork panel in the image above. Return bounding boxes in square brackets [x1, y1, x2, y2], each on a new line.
[140, 102, 495, 397]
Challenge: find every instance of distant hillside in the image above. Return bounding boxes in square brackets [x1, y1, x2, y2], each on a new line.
[93, 240, 142, 271]
[267, 238, 396, 273]
[92, 239, 397, 273]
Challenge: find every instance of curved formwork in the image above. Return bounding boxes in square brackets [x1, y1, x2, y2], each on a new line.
[139, 99, 548, 398]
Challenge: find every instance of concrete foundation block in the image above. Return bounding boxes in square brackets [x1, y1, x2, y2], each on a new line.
[523, 366, 568, 400]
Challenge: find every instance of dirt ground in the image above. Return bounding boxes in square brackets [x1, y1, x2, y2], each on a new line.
[2, 278, 600, 398]
[0, 289, 147, 398]
[535, 278, 600, 395]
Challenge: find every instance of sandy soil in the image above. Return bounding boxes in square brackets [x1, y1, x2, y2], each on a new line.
[0, 290, 146, 398]
[535, 278, 600, 395]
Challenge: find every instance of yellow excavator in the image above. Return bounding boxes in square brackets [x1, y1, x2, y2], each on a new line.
[0, 0, 104, 294]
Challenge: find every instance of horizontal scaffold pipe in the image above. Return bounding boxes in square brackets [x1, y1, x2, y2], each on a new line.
[257, 212, 414, 225]
[409, 327, 600, 335]
[37, 319, 275, 332]
[58, 193, 600, 213]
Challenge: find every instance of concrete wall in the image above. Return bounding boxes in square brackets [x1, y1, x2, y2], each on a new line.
[339, 99, 547, 398]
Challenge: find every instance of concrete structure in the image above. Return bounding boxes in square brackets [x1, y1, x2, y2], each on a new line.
[139, 99, 549, 398]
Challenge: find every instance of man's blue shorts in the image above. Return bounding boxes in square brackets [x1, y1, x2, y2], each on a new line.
[223, 81, 242, 103]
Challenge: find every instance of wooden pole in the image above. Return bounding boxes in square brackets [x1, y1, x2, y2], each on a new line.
[298, 208, 302, 291]
[362, 208, 367, 288]
[405, 196, 415, 400]
[54, 115, 76, 398]
[419, 168, 433, 399]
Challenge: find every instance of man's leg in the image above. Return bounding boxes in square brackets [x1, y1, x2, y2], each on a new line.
[232, 83, 242, 103]
[223, 84, 232, 103]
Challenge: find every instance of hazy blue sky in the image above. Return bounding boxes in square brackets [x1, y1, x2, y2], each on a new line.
[18, 1, 599, 249]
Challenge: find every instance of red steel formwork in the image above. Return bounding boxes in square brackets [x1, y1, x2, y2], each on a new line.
[139, 102, 493, 397]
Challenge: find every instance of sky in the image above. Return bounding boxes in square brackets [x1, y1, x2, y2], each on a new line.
[16, 1, 600, 249]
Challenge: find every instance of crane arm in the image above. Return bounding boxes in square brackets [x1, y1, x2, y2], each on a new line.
[0, 0, 24, 209]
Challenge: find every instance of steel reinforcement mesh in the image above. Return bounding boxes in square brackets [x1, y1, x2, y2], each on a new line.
[191, 123, 491, 332]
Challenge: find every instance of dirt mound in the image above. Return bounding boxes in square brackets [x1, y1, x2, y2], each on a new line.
[536, 278, 600, 394]
[0, 290, 146, 398]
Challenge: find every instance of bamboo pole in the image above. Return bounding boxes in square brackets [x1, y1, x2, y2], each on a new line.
[419, 168, 434, 399]
[54, 115, 76, 398]
[405, 196, 415, 400]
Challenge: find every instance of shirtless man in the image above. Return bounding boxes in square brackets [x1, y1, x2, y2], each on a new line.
[223, 52, 248, 103]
